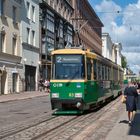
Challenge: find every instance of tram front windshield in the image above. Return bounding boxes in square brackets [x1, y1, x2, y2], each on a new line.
[53, 55, 85, 79]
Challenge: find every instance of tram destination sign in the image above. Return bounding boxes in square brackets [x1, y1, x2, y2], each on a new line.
[55, 55, 82, 63]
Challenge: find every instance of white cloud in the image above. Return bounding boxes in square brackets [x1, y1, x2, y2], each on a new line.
[94, 0, 140, 74]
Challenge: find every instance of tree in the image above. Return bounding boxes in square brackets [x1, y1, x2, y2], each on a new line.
[121, 55, 127, 68]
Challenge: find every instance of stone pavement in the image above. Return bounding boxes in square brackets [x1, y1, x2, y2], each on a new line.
[0, 91, 48, 103]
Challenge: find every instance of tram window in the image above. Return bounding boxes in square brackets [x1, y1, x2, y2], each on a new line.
[55, 63, 84, 79]
[53, 54, 85, 79]
[102, 65, 104, 80]
[116, 69, 118, 81]
[113, 67, 114, 80]
[110, 67, 112, 80]
[104, 65, 106, 80]
[108, 67, 110, 80]
[114, 69, 117, 81]
[93, 60, 97, 80]
[96, 62, 98, 80]
[111, 67, 113, 80]
[105, 66, 107, 80]
[120, 70, 122, 80]
[87, 58, 92, 80]
[98, 63, 102, 80]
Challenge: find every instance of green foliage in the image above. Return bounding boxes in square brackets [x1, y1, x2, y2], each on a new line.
[121, 55, 127, 68]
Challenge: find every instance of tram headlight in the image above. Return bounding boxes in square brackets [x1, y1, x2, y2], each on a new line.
[75, 93, 82, 98]
[52, 93, 59, 98]
[76, 102, 82, 108]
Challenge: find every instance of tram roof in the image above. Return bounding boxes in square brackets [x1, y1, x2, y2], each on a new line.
[51, 49, 86, 55]
[51, 48, 98, 59]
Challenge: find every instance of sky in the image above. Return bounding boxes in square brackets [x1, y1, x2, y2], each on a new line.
[88, 0, 140, 74]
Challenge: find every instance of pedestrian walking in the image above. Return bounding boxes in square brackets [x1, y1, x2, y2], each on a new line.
[124, 82, 138, 125]
[44, 79, 50, 93]
[38, 78, 44, 92]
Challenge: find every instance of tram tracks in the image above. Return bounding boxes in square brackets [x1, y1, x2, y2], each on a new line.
[0, 97, 121, 140]
[0, 111, 56, 139]
[32, 98, 121, 140]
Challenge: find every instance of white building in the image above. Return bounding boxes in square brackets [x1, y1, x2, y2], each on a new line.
[102, 33, 122, 66]
[112, 43, 122, 66]
[20, 0, 40, 91]
[102, 33, 113, 60]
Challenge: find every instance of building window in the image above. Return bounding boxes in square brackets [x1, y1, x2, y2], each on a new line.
[26, 1, 30, 19]
[31, 5, 35, 22]
[58, 20, 63, 38]
[0, 0, 5, 16]
[12, 37, 17, 55]
[0, 32, 5, 52]
[67, 26, 73, 44]
[26, 28, 30, 44]
[47, 36, 54, 54]
[50, 0, 54, 7]
[32, 30, 35, 46]
[12, 6, 17, 23]
[46, 10, 54, 33]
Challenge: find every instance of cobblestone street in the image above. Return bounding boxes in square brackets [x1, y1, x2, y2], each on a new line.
[0, 93, 139, 139]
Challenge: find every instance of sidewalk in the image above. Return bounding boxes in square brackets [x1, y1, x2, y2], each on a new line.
[106, 95, 140, 140]
[0, 91, 48, 103]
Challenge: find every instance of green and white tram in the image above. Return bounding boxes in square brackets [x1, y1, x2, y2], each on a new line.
[50, 48, 123, 114]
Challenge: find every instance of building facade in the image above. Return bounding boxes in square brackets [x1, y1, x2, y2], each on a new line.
[39, 0, 74, 80]
[0, 0, 23, 94]
[112, 43, 122, 66]
[102, 33, 122, 66]
[73, 0, 103, 55]
[21, 0, 40, 91]
[102, 33, 113, 60]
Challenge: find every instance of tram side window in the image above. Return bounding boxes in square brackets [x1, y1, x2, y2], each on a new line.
[105, 66, 108, 80]
[116, 69, 118, 81]
[115, 69, 117, 81]
[114, 69, 117, 81]
[93, 60, 97, 80]
[111, 67, 113, 80]
[113, 69, 115, 81]
[96, 61, 98, 80]
[108, 67, 110, 80]
[102, 64, 105, 80]
[120, 70, 123, 81]
[98, 63, 102, 80]
[87, 58, 92, 80]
